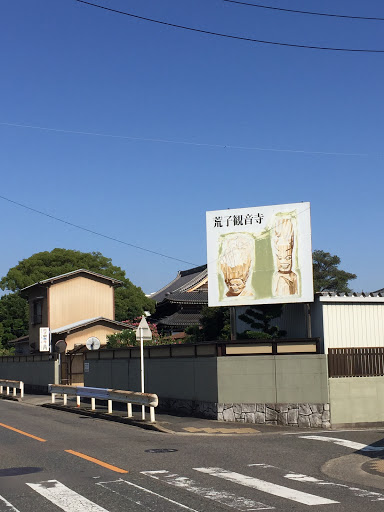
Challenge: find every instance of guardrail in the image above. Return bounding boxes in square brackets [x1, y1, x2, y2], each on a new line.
[0, 379, 24, 398]
[48, 385, 158, 423]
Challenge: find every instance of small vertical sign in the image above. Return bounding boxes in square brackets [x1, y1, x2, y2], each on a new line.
[39, 327, 50, 352]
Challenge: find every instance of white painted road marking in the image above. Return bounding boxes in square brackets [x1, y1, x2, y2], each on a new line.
[299, 436, 384, 452]
[27, 480, 108, 512]
[0, 496, 20, 512]
[97, 478, 200, 512]
[194, 467, 339, 506]
[142, 470, 273, 510]
[248, 463, 384, 502]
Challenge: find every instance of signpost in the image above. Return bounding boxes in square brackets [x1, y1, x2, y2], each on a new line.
[39, 327, 50, 352]
[136, 316, 152, 420]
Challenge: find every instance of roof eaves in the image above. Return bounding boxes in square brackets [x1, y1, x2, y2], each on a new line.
[21, 269, 124, 293]
[52, 317, 128, 334]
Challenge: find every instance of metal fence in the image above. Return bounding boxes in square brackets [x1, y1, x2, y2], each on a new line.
[328, 347, 384, 377]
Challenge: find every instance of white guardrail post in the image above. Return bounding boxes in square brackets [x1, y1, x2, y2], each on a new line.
[47, 385, 158, 423]
[0, 380, 24, 399]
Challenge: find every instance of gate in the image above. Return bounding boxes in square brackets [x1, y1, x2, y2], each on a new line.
[61, 349, 85, 386]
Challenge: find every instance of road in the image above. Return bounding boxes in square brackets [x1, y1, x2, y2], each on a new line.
[1, 399, 384, 511]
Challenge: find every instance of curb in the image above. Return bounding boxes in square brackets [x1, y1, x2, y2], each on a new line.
[39, 403, 261, 435]
[0, 395, 21, 403]
[41, 403, 166, 432]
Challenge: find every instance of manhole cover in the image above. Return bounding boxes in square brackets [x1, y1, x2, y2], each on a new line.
[145, 449, 178, 453]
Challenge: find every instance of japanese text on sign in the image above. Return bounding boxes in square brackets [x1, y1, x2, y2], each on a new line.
[214, 213, 264, 228]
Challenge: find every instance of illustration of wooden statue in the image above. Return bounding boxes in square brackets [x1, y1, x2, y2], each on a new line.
[272, 218, 298, 296]
[220, 234, 254, 297]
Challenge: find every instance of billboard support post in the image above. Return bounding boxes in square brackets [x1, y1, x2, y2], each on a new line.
[230, 307, 237, 341]
[306, 303, 312, 338]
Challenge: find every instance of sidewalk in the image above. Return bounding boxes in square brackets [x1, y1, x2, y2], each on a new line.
[4, 393, 303, 435]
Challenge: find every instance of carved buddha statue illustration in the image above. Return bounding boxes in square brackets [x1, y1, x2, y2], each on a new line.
[272, 218, 298, 296]
[220, 234, 254, 297]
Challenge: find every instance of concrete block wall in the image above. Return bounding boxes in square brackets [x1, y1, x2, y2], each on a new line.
[0, 359, 58, 393]
[85, 357, 218, 403]
[329, 376, 384, 427]
[84, 353, 329, 426]
[217, 355, 329, 404]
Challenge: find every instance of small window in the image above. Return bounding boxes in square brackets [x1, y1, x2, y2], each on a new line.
[33, 300, 42, 325]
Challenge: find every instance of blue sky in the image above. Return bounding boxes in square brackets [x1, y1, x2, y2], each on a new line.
[1, 0, 383, 295]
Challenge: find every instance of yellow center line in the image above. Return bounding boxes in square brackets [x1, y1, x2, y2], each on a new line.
[0, 422, 46, 442]
[65, 450, 128, 474]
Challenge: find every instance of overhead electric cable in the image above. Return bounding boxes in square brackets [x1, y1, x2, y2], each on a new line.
[224, 0, 384, 21]
[0, 195, 198, 266]
[0, 122, 369, 157]
[72, 0, 384, 53]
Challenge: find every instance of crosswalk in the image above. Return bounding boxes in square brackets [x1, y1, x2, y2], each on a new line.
[2, 458, 384, 512]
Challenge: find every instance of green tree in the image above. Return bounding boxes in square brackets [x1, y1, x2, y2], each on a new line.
[106, 329, 137, 348]
[313, 250, 357, 293]
[0, 248, 155, 342]
[199, 306, 231, 341]
[239, 304, 286, 338]
[184, 325, 203, 343]
[0, 293, 29, 344]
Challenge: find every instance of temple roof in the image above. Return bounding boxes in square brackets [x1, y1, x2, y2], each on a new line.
[150, 265, 208, 304]
[157, 311, 203, 328]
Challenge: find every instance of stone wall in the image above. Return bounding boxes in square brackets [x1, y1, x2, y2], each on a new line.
[218, 403, 330, 428]
[158, 397, 331, 428]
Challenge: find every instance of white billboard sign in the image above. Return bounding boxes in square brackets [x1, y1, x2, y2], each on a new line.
[206, 202, 313, 307]
[39, 327, 50, 352]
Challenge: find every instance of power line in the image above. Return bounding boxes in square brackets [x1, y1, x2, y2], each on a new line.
[224, 0, 384, 21]
[0, 195, 198, 266]
[72, 0, 384, 53]
[0, 122, 369, 157]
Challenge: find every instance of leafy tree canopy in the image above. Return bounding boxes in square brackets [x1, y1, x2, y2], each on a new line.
[0, 249, 155, 344]
[200, 306, 231, 341]
[313, 250, 357, 293]
[0, 293, 29, 344]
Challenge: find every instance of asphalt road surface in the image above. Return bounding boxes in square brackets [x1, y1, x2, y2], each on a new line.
[1, 399, 384, 511]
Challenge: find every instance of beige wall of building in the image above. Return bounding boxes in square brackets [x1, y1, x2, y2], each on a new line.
[65, 324, 123, 351]
[49, 276, 114, 330]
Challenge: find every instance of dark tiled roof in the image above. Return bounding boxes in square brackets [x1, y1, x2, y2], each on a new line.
[165, 290, 208, 304]
[8, 335, 29, 345]
[52, 317, 128, 334]
[150, 265, 207, 303]
[158, 311, 203, 327]
[319, 291, 384, 298]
